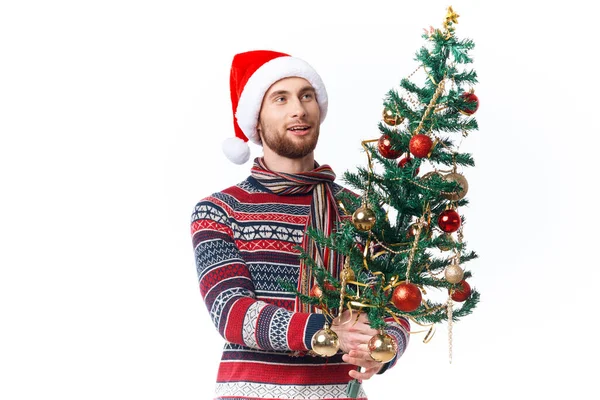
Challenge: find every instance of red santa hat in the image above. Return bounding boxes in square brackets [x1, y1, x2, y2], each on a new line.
[223, 50, 328, 164]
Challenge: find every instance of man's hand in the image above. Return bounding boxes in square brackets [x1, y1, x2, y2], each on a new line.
[343, 346, 384, 380]
[330, 310, 384, 381]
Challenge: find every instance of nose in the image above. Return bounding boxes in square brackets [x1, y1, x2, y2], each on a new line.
[289, 97, 307, 119]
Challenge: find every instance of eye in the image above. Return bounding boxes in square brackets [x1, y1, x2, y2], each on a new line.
[275, 96, 286, 103]
[302, 93, 314, 100]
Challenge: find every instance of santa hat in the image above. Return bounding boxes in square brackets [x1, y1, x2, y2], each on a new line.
[223, 50, 328, 164]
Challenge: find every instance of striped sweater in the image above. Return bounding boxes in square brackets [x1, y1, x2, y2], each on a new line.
[191, 176, 410, 400]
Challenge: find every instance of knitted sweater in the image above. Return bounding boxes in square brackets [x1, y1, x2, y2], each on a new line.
[191, 176, 410, 400]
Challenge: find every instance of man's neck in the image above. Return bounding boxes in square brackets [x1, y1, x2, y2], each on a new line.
[261, 150, 315, 173]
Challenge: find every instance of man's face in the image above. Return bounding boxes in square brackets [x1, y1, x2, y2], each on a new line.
[257, 77, 320, 159]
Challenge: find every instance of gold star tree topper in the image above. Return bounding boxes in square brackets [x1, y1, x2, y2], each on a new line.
[443, 6, 460, 38]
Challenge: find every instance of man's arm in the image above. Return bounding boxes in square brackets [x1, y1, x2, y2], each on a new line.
[191, 198, 328, 353]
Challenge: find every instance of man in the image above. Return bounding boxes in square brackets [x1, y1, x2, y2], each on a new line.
[191, 50, 409, 399]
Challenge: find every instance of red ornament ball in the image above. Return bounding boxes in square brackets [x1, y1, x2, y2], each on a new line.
[310, 282, 336, 298]
[460, 92, 479, 115]
[310, 284, 323, 298]
[409, 134, 433, 158]
[438, 209, 461, 233]
[378, 134, 402, 159]
[398, 156, 420, 176]
[449, 280, 472, 302]
[391, 282, 422, 312]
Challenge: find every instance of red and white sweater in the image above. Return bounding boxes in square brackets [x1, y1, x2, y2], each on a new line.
[191, 176, 410, 400]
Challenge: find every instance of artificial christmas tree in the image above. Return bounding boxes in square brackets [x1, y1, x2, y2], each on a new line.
[287, 6, 481, 396]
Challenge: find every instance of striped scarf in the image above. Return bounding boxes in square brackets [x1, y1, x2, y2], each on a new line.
[251, 157, 342, 313]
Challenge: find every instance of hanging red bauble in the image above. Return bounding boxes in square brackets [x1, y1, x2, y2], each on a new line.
[310, 282, 336, 298]
[449, 280, 472, 302]
[438, 209, 461, 233]
[409, 134, 433, 158]
[391, 282, 422, 312]
[398, 156, 420, 176]
[310, 284, 323, 298]
[378, 135, 402, 159]
[459, 91, 479, 115]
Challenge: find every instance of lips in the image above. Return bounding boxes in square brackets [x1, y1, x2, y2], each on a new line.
[287, 125, 311, 136]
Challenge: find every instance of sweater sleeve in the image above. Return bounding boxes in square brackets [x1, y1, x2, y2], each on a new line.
[191, 198, 327, 353]
[377, 316, 410, 374]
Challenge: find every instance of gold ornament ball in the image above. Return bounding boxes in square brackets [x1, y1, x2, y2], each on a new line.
[382, 108, 404, 126]
[311, 326, 340, 357]
[340, 267, 356, 282]
[352, 206, 376, 231]
[445, 264, 464, 284]
[421, 171, 442, 182]
[442, 172, 469, 201]
[437, 233, 455, 251]
[368, 332, 398, 363]
[406, 222, 430, 239]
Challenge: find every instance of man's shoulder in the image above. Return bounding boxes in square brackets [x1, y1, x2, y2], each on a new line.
[191, 177, 255, 223]
[193, 176, 266, 208]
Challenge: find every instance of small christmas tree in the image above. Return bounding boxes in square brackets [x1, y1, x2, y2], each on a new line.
[292, 6, 480, 378]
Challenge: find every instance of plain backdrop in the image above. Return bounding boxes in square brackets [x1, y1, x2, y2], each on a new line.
[1, 0, 599, 399]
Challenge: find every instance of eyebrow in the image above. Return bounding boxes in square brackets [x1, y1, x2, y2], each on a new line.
[267, 85, 316, 100]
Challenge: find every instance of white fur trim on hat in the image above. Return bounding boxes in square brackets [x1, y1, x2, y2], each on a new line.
[235, 56, 328, 145]
[222, 136, 250, 165]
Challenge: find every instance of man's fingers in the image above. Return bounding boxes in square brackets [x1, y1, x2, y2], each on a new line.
[348, 350, 381, 368]
[346, 334, 376, 350]
[342, 352, 381, 371]
[356, 343, 369, 353]
[348, 366, 380, 381]
[350, 347, 380, 363]
[336, 311, 377, 333]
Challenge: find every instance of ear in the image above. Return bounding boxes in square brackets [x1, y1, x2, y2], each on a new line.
[256, 123, 263, 142]
[257, 132, 263, 145]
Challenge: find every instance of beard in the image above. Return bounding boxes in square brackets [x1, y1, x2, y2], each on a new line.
[259, 122, 319, 159]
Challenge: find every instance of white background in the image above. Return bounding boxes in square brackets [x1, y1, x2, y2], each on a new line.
[1, 0, 599, 399]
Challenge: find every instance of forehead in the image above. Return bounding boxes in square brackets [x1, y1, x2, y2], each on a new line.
[265, 77, 313, 95]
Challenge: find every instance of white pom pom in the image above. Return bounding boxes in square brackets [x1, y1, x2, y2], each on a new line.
[222, 137, 251, 164]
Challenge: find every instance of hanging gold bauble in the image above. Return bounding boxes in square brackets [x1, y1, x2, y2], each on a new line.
[437, 233, 455, 251]
[311, 324, 340, 357]
[442, 172, 469, 201]
[444, 264, 464, 284]
[352, 205, 376, 231]
[421, 170, 442, 183]
[368, 332, 398, 363]
[340, 267, 356, 282]
[406, 221, 430, 239]
[382, 107, 404, 126]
